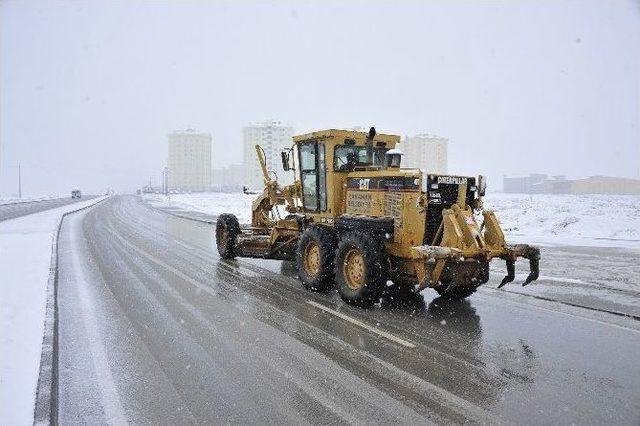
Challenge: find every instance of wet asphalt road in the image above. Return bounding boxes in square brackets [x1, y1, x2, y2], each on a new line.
[57, 195, 640, 424]
[0, 196, 95, 221]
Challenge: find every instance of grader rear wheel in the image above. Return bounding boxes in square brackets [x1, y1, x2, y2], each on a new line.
[335, 232, 388, 307]
[435, 285, 477, 300]
[343, 249, 366, 290]
[296, 225, 337, 292]
[303, 242, 321, 276]
[434, 260, 488, 300]
[435, 276, 478, 300]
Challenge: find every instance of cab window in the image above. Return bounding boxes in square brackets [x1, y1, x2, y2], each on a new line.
[298, 142, 327, 212]
[334, 145, 387, 171]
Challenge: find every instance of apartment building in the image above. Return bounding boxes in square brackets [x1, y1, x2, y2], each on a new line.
[401, 134, 448, 174]
[243, 120, 294, 189]
[167, 129, 212, 191]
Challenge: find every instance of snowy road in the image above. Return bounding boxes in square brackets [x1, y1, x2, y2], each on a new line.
[0, 196, 96, 222]
[56, 195, 640, 424]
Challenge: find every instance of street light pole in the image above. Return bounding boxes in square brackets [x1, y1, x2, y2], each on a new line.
[18, 162, 22, 199]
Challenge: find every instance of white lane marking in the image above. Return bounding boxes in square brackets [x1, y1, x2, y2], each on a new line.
[174, 240, 192, 250]
[306, 301, 416, 349]
[69, 216, 128, 424]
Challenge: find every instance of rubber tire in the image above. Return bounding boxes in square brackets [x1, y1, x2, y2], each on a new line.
[335, 232, 388, 307]
[216, 214, 241, 259]
[385, 281, 418, 299]
[296, 225, 337, 292]
[435, 283, 477, 300]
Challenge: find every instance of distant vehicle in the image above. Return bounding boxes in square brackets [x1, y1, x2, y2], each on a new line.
[242, 185, 259, 195]
[71, 190, 82, 199]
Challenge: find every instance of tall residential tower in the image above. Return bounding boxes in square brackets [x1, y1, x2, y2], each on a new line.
[167, 129, 212, 191]
[243, 120, 294, 189]
[401, 134, 448, 174]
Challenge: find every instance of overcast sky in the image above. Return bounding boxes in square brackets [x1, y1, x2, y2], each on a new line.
[1, 0, 639, 195]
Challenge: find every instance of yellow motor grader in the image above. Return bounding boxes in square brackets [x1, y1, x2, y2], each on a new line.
[216, 128, 539, 306]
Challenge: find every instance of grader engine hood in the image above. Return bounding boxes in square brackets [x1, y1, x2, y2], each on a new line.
[344, 175, 421, 233]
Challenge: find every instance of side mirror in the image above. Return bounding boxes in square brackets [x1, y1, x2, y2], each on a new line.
[478, 175, 487, 197]
[281, 150, 290, 171]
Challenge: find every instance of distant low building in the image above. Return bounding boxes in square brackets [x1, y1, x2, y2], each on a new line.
[503, 174, 640, 195]
[212, 164, 245, 192]
[571, 176, 640, 195]
[504, 174, 548, 193]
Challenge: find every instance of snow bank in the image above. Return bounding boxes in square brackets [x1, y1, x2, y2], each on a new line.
[147, 192, 639, 249]
[0, 196, 107, 426]
[0, 195, 61, 206]
[145, 192, 256, 223]
[484, 193, 640, 248]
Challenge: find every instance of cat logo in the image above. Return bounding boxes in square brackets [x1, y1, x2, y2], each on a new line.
[359, 178, 371, 190]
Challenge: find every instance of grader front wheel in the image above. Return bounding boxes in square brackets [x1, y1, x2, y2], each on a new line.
[215, 214, 240, 259]
[335, 232, 387, 307]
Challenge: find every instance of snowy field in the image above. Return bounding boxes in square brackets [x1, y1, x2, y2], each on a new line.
[0, 195, 61, 206]
[146, 192, 256, 223]
[0, 196, 107, 426]
[146, 192, 639, 249]
[484, 193, 640, 248]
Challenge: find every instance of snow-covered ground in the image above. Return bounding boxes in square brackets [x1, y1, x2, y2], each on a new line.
[0, 196, 107, 426]
[146, 192, 639, 249]
[484, 193, 640, 249]
[145, 192, 256, 223]
[0, 195, 61, 206]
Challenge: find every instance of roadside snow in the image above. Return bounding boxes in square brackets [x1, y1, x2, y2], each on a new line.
[0, 196, 107, 426]
[147, 192, 639, 249]
[0, 195, 61, 206]
[145, 192, 256, 223]
[484, 193, 640, 249]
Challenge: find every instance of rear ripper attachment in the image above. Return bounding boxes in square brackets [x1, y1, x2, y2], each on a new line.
[409, 199, 541, 296]
[215, 127, 541, 308]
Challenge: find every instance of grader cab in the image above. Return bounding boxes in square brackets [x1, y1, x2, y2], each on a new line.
[216, 127, 540, 306]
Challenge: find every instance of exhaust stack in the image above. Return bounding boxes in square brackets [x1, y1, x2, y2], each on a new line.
[365, 127, 376, 166]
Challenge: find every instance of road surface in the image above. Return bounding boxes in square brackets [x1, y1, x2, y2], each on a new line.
[0, 197, 95, 222]
[56, 195, 640, 424]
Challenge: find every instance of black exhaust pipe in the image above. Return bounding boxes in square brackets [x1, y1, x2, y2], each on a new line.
[365, 127, 376, 166]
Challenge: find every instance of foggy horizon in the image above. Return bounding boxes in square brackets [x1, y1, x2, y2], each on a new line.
[1, 0, 639, 196]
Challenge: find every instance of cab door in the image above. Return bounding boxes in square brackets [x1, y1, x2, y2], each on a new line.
[298, 141, 327, 212]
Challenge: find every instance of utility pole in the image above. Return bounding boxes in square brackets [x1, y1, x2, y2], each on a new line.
[18, 162, 22, 199]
